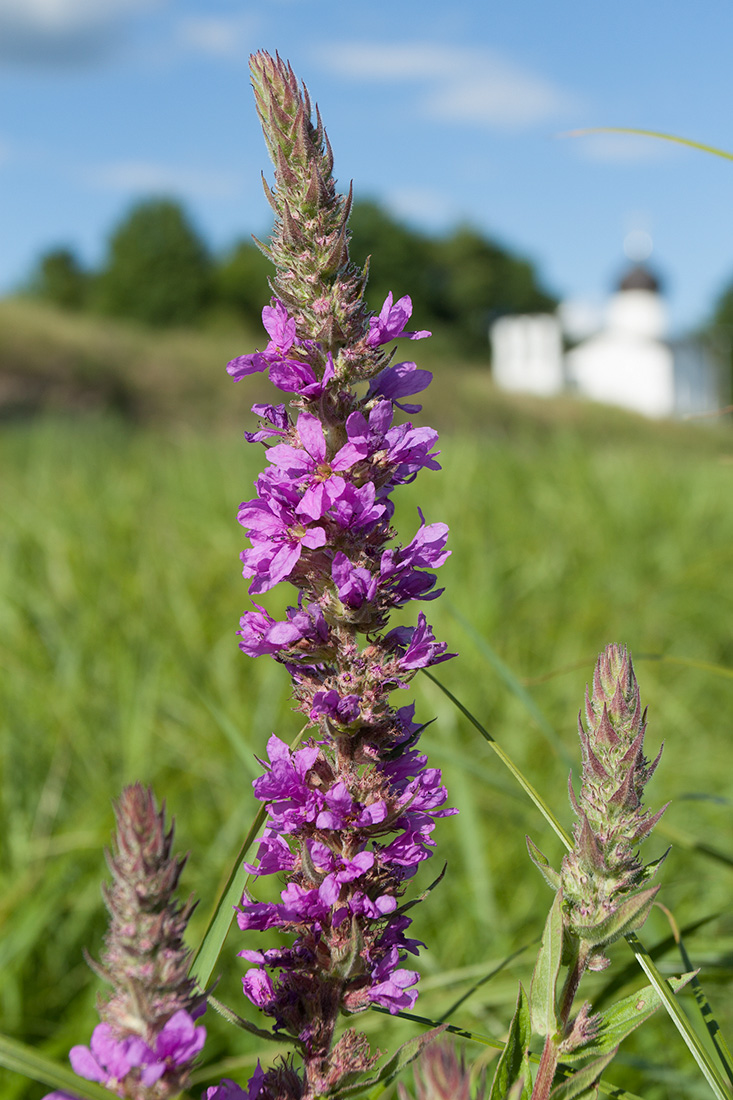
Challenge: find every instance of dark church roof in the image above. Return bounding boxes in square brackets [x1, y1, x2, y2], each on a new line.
[617, 263, 663, 293]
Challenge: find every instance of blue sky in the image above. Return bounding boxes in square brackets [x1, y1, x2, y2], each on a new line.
[2, 0, 733, 333]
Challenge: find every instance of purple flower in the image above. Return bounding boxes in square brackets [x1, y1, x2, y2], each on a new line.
[366, 293, 431, 347]
[205, 1065, 266, 1100]
[68, 1023, 143, 1090]
[227, 51, 456, 1088]
[238, 494, 328, 594]
[367, 361, 433, 413]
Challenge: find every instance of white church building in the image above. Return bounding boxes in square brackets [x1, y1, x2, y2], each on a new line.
[490, 263, 722, 420]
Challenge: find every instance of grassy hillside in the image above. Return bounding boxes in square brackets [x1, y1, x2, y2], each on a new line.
[1, 302, 733, 1098]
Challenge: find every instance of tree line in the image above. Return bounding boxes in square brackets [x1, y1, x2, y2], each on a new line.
[27, 197, 558, 356]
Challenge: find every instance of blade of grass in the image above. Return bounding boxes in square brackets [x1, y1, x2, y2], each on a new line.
[422, 670, 572, 850]
[654, 820, 733, 873]
[0, 1032, 114, 1100]
[656, 904, 733, 1089]
[561, 127, 733, 163]
[190, 724, 308, 990]
[625, 931, 731, 1100]
[448, 609, 575, 769]
[437, 941, 535, 1022]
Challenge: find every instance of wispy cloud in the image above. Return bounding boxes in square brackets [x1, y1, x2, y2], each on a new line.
[173, 14, 257, 59]
[316, 41, 580, 130]
[383, 186, 459, 230]
[82, 159, 242, 199]
[570, 132, 682, 163]
[0, 0, 162, 66]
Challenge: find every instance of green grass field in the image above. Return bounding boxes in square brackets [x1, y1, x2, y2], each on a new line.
[2, 303, 733, 1098]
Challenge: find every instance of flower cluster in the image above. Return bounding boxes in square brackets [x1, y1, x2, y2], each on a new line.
[45, 784, 206, 1100]
[208, 53, 455, 1100]
[560, 643, 667, 966]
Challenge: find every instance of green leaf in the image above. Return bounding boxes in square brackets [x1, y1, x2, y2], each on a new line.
[549, 1049, 617, 1100]
[574, 887, 659, 948]
[526, 835, 561, 890]
[490, 983, 532, 1100]
[531, 890, 564, 1038]
[625, 931, 731, 1100]
[0, 1031, 114, 1100]
[561, 972, 696, 1063]
[671, 924, 733, 1087]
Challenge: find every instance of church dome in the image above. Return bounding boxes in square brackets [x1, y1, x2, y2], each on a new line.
[617, 263, 662, 293]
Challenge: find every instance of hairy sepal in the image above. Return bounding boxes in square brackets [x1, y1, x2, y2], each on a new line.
[573, 885, 659, 948]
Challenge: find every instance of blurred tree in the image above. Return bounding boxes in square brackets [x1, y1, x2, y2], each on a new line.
[30, 247, 89, 310]
[435, 226, 557, 353]
[347, 200, 556, 355]
[95, 199, 211, 327]
[347, 201, 440, 326]
[706, 279, 733, 397]
[214, 240, 272, 325]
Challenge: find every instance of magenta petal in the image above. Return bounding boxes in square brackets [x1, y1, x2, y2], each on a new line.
[296, 412, 326, 460]
[68, 1047, 105, 1084]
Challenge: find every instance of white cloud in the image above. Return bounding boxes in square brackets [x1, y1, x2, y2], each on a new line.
[317, 42, 579, 130]
[0, 0, 162, 65]
[384, 186, 458, 230]
[174, 14, 257, 59]
[83, 159, 242, 200]
[571, 132, 681, 163]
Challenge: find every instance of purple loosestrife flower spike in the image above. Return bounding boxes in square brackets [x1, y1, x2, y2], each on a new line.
[397, 1043, 484, 1100]
[560, 644, 667, 967]
[44, 785, 206, 1100]
[217, 52, 455, 1100]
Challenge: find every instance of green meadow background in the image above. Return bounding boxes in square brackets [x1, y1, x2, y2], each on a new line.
[2, 300, 733, 1099]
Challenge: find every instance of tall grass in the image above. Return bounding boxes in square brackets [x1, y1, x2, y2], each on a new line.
[1, 407, 732, 1098]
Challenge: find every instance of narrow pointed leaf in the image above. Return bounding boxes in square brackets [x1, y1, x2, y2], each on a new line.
[189, 803, 267, 988]
[531, 890, 564, 1037]
[527, 836, 561, 890]
[625, 932, 731, 1100]
[549, 1049, 617, 1100]
[671, 926, 733, 1087]
[490, 983, 532, 1100]
[396, 863, 447, 915]
[561, 972, 696, 1063]
[0, 1032, 114, 1100]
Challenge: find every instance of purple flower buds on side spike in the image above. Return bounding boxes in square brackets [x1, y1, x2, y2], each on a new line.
[43, 785, 206, 1100]
[561, 645, 668, 963]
